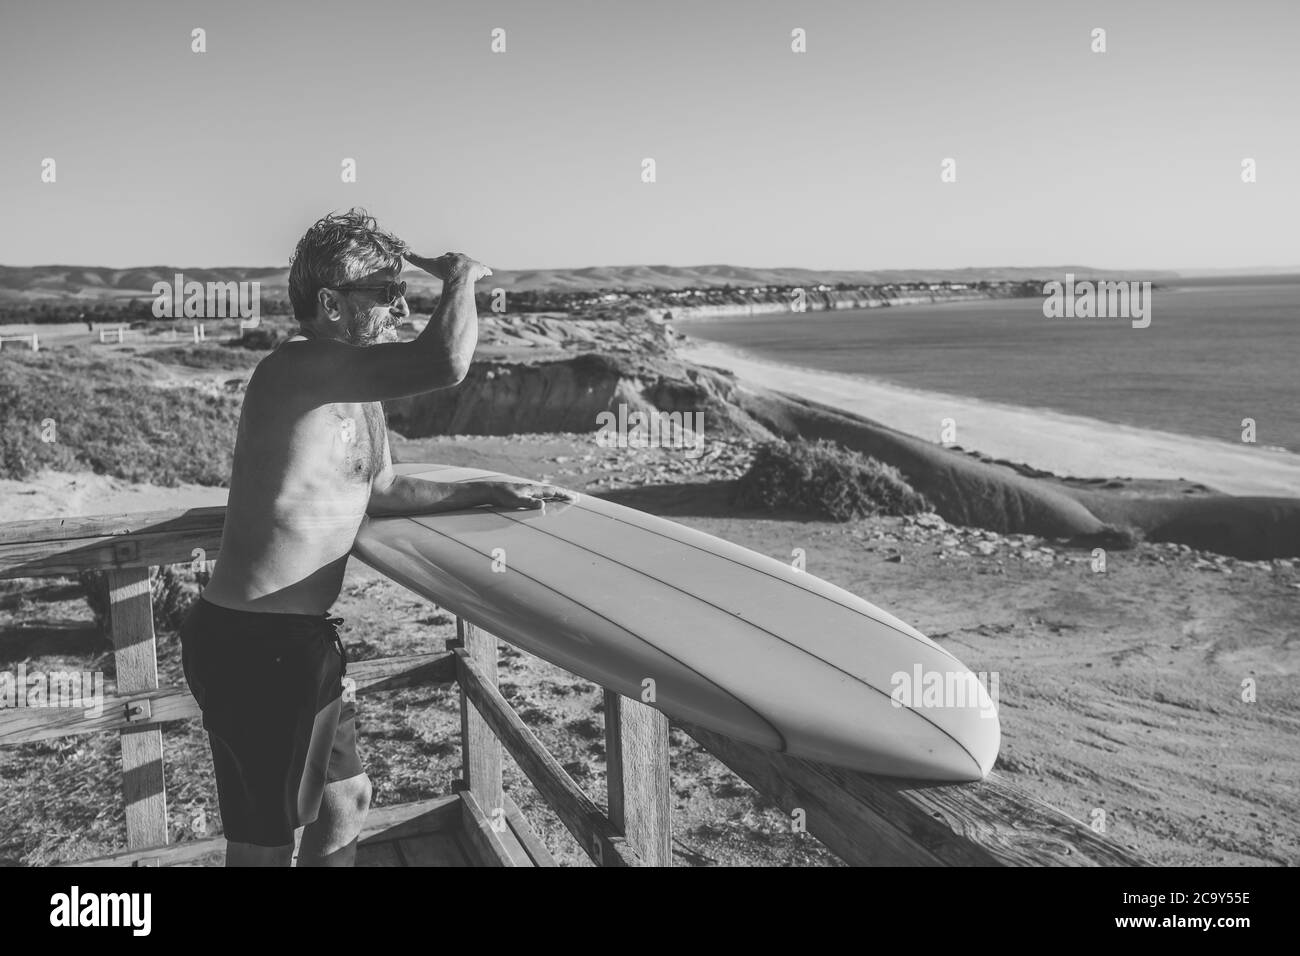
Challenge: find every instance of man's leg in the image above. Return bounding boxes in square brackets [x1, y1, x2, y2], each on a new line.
[297, 773, 372, 867]
[226, 841, 294, 867]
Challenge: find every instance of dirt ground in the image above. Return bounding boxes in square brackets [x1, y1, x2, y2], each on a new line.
[2, 431, 1296, 866]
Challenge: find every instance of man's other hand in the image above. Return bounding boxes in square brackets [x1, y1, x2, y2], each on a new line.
[479, 480, 578, 510]
[404, 251, 492, 284]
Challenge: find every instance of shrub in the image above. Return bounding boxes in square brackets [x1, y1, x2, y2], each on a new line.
[149, 345, 258, 370]
[730, 438, 929, 520]
[0, 351, 239, 485]
[0, 382, 80, 480]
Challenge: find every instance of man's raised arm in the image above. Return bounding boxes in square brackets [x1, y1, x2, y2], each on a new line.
[289, 252, 489, 404]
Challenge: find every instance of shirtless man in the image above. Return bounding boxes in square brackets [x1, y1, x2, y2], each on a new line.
[181, 209, 571, 867]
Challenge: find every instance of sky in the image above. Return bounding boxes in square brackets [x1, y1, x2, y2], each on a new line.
[0, 0, 1296, 272]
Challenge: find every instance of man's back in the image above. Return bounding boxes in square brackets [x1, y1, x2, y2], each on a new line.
[202, 338, 388, 615]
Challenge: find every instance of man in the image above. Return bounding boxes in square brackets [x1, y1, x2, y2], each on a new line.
[182, 209, 571, 866]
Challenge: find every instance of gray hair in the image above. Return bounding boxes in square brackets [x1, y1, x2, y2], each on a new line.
[288, 208, 407, 321]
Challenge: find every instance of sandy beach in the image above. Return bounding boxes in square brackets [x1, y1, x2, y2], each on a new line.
[680, 342, 1300, 498]
[0, 470, 228, 524]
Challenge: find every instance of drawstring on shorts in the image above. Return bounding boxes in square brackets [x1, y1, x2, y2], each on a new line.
[323, 615, 347, 679]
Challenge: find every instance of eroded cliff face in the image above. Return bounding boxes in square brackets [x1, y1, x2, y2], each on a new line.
[383, 352, 771, 440]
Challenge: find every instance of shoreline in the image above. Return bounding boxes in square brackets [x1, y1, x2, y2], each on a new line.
[677, 341, 1300, 498]
[660, 289, 1019, 322]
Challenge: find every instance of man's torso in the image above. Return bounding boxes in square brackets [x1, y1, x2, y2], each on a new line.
[203, 340, 386, 615]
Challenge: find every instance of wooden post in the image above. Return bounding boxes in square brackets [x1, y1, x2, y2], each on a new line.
[604, 691, 672, 866]
[456, 618, 503, 815]
[107, 567, 168, 850]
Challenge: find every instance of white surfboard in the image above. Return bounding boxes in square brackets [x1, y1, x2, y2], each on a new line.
[352, 463, 1000, 781]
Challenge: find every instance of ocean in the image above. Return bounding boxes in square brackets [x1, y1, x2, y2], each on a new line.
[675, 276, 1300, 454]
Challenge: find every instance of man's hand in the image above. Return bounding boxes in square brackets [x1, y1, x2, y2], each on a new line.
[405, 251, 493, 284]
[367, 476, 578, 517]
[478, 480, 578, 510]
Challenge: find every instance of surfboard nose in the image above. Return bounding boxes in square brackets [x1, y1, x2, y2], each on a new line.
[877, 696, 1000, 782]
[788, 658, 1002, 781]
[960, 675, 1001, 780]
[916, 666, 1001, 782]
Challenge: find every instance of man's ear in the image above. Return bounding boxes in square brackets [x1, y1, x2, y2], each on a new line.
[318, 288, 344, 322]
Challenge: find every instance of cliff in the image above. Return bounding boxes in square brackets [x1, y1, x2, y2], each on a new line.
[384, 351, 771, 441]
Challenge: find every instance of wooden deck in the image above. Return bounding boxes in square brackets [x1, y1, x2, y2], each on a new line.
[357, 829, 471, 867]
[72, 791, 557, 867]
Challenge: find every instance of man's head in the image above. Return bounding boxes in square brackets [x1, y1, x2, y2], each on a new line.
[288, 208, 410, 345]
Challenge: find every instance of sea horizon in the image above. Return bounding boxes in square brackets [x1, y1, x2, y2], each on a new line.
[676, 275, 1300, 464]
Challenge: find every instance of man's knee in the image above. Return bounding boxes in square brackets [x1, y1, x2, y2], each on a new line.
[327, 773, 372, 827]
[298, 773, 371, 865]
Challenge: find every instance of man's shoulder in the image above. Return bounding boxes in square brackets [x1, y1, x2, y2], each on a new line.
[257, 335, 336, 374]
[250, 342, 384, 414]
[248, 338, 327, 397]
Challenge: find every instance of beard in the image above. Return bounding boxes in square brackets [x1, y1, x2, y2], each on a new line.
[345, 308, 397, 346]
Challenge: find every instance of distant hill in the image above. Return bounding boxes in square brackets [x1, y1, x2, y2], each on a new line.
[0, 266, 290, 303]
[0, 262, 1183, 302]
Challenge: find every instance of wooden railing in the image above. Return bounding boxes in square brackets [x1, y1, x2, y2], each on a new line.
[0, 506, 1147, 866]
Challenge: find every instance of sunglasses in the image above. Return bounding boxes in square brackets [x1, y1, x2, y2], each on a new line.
[336, 280, 407, 304]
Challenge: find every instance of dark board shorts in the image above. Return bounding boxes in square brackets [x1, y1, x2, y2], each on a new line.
[180, 596, 362, 847]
